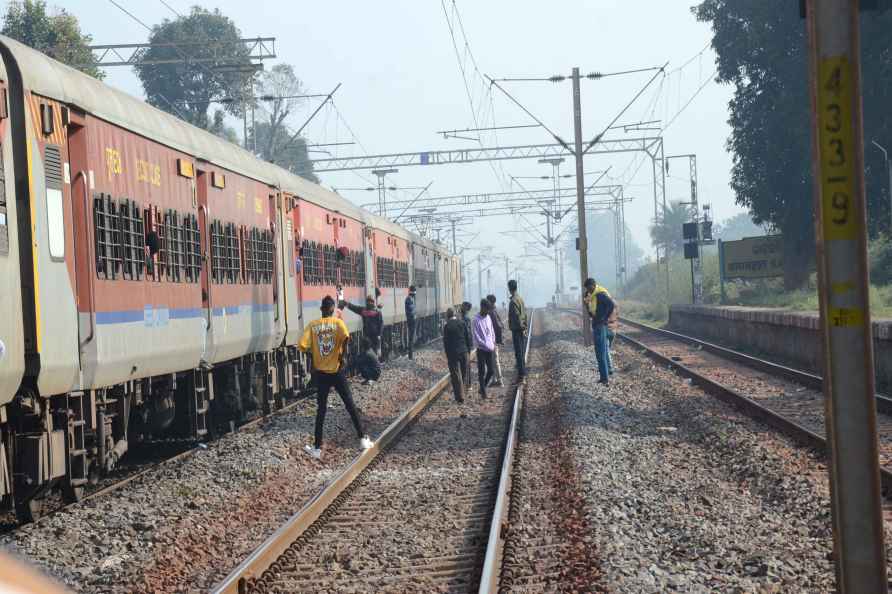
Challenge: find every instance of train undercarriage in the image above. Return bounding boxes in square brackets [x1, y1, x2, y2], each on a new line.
[0, 313, 443, 523]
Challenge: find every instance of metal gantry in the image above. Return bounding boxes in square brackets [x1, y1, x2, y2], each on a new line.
[83, 37, 277, 67]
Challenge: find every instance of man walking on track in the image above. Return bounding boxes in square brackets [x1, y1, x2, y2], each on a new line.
[507, 280, 528, 378]
[584, 278, 616, 386]
[442, 308, 469, 403]
[486, 294, 504, 387]
[405, 285, 417, 359]
[472, 299, 497, 399]
[341, 295, 384, 361]
[299, 296, 374, 460]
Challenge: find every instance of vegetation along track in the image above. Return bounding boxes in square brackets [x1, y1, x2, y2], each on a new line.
[614, 315, 892, 494]
[213, 316, 535, 594]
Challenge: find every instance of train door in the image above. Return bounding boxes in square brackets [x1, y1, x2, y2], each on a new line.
[364, 229, 375, 300]
[195, 171, 212, 334]
[65, 109, 93, 354]
[269, 193, 282, 342]
[284, 194, 301, 344]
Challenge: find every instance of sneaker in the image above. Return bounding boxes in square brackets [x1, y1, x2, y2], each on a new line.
[361, 379, 371, 386]
[360, 436, 374, 450]
[480, 390, 488, 400]
[303, 445, 322, 460]
[491, 380, 504, 387]
[597, 379, 609, 386]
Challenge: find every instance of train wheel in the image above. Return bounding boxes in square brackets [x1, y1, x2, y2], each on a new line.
[14, 495, 47, 524]
[61, 482, 84, 504]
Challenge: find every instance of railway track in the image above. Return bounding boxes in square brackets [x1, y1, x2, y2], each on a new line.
[212, 318, 535, 594]
[0, 341, 441, 533]
[613, 315, 892, 494]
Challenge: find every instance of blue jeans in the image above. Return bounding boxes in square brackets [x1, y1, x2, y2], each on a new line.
[592, 323, 609, 382]
[605, 328, 615, 374]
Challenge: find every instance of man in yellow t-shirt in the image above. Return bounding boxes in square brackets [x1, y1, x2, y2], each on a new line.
[299, 295, 374, 460]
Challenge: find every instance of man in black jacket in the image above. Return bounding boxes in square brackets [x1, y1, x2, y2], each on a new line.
[341, 295, 384, 361]
[584, 278, 615, 386]
[442, 308, 468, 403]
[507, 280, 528, 378]
[405, 286, 417, 359]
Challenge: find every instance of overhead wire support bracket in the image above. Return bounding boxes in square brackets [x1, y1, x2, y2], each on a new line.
[84, 37, 277, 67]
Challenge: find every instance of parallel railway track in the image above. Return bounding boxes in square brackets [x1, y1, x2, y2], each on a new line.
[611, 315, 892, 494]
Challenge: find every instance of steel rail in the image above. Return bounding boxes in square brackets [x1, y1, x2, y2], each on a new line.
[478, 312, 535, 594]
[212, 315, 535, 594]
[618, 317, 892, 414]
[605, 315, 892, 496]
[211, 373, 452, 594]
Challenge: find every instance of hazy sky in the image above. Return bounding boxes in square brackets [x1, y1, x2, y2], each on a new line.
[14, 1, 742, 303]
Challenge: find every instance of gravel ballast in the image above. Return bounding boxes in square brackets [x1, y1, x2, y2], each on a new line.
[1, 344, 450, 594]
[545, 311, 839, 592]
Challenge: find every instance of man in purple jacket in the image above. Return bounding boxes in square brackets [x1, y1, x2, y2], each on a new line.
[472, 298, 496, 399]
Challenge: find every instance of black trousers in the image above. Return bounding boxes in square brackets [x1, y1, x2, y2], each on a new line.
[512, 329, 526, 376]
[476, 349, 494, 396]
[407, 319, 416, 358]
[313, 371, 364, 449]
[446, 352, 467, 402]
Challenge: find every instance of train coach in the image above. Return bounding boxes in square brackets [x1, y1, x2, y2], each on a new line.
[0, 36, 461, 521]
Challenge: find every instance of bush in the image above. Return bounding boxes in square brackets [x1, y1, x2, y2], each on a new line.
[870, 233, 892, 285]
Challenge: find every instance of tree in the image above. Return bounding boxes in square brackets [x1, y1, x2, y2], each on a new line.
[250, 121, 318, 183]
[649, 201, 692, 256]
[715, 212, 767, 241]
[564, 210, 644, 290]
[694, 2, 892, 289]
[134, 7, 252, 131]
[248, 64, 318, 182]
[2, 0, 103, 79]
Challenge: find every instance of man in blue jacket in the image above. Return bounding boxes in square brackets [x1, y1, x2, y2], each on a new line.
[584, 278, 615, 386]
[405, 285, 417, 359]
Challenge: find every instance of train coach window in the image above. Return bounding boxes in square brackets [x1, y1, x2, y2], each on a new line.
[164, 210, 183, 283]
[210, 220, 225, 284]
[94, 194, 121, 279]
[44, 145, 64, 260]
[261, 229, 274, 284]
[224, 223, 240, 284]
[183, 214, 200, 283]
[323, 245, 337, 285]
[120, 199, 145, 280]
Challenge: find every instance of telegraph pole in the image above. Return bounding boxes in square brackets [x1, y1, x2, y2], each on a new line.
[572, 67, 591, 345]
[805, 1, 887, 592]
[451, 219, 458, 254]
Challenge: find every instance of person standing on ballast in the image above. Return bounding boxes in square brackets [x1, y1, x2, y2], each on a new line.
[472, 299, 496, 399]
[584, 277, 615, 386]
[507, 280, 528, 378]
[442, 308, 469, 403]
[405, 285, 417, 359]
[299, 296, 374, 460]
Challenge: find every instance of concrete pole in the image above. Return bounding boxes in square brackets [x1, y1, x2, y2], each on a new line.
[806, 1, 887, 591]
[572, 67, 592, 346]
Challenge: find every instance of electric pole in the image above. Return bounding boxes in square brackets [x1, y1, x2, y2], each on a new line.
[805, 0, 887, 591]
[572, 67, 591, 345]
[371, 169, 398, 216]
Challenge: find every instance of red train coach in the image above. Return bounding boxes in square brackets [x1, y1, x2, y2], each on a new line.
[0, 36, 462, 522]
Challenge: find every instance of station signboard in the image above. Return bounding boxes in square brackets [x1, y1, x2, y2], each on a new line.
[720, 235, 784, 279]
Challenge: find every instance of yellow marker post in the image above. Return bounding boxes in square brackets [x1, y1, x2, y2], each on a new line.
[806, 1, 887, 592]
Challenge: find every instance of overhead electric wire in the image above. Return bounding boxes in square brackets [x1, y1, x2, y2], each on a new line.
[582, 63, 667, 155]
[485, 75, 571, 150]
[158, 0, 183, 17]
